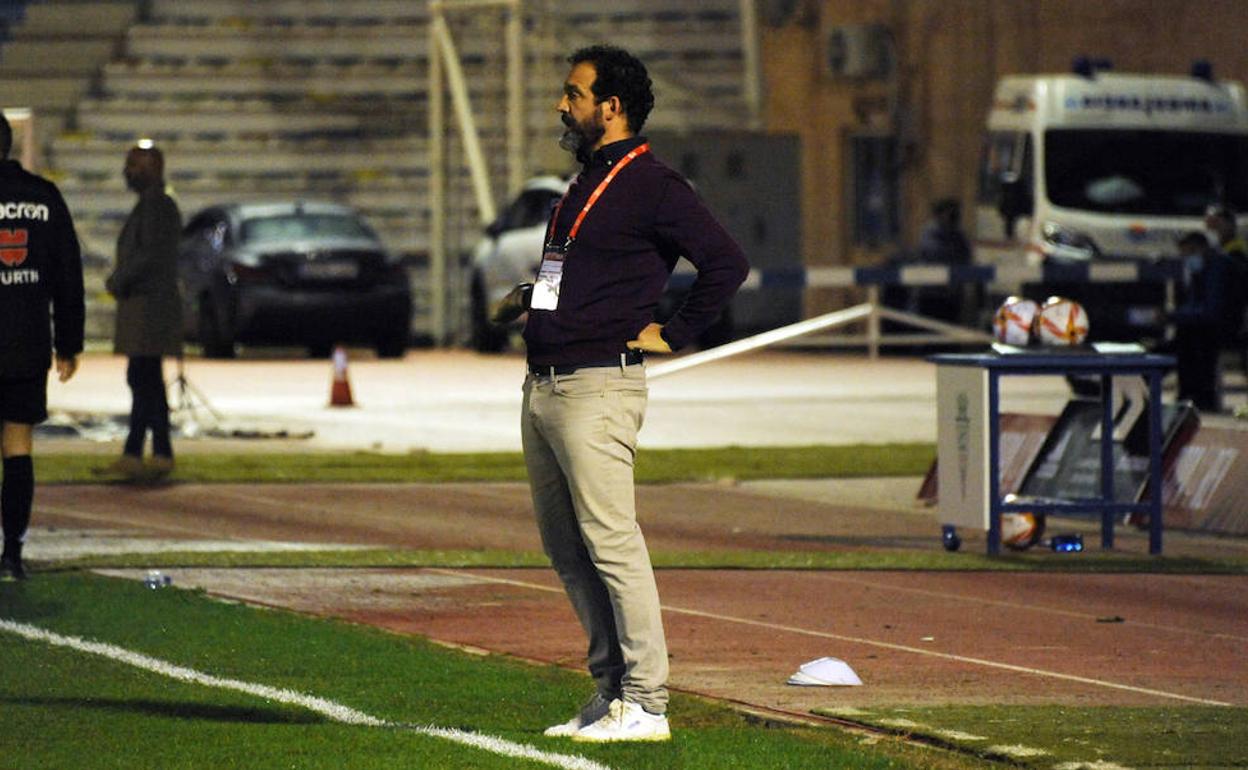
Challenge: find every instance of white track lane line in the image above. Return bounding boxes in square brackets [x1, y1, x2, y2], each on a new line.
[432, 570, 1234, 708]
[806, 573, 1248, 643]
[0, 619, 612, 770]
[36, 505, 229, 539]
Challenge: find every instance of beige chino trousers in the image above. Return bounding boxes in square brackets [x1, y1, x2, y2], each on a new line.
[521, 362, 669, 714]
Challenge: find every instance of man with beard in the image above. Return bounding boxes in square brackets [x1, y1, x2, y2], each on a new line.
[0, 112, 85, 580]
[493, 45, 748, 742]
[97, 144, 182, 480]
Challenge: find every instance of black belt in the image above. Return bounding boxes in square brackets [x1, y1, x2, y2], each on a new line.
[528, 350, 644, 377]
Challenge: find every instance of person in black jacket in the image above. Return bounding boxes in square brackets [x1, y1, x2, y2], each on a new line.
[500, 45, 748, 743]
[0, 112, 85, 580]
[1204, 205, 1248, 341]
[1173, 230, 1240, 411]
[96, 144, 183, 480]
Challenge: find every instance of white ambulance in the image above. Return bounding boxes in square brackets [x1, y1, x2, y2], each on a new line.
[975, 62, 1248, 334]
[977, 62, 1248, 264]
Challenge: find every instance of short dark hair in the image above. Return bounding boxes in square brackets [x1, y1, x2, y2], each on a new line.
[568, 45, 655, 134]
[129, 144, 166, 176]
[1177, 231, 1208, 251]
[0, 112, 11, 160]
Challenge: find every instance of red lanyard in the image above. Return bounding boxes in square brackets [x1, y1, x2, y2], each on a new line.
[546, 143, 650, 246]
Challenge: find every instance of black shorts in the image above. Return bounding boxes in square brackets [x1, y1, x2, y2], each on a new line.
[0, 374, 49, 425]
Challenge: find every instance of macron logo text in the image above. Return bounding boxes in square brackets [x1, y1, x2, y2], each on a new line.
[0, 202, 50, 221]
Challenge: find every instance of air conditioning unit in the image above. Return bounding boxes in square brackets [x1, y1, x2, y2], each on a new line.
[822, 23, 891, 79]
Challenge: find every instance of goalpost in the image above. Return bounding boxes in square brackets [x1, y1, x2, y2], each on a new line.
[427, 0, 527, 345]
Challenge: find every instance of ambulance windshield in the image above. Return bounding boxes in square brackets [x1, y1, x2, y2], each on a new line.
[1044, 129, 1248, 215]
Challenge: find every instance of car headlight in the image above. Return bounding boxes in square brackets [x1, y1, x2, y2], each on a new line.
[1041, 221, 1100, 262]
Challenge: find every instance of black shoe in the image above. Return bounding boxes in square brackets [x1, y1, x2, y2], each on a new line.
[0, 554, 27, 581]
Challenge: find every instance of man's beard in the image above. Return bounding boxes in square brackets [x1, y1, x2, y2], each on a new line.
[559, 112, 604, 161]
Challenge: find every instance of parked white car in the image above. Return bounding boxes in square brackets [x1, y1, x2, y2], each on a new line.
[468, 176, 567, 351]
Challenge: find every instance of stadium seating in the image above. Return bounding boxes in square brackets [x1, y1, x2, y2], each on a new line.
[13, 0, 749, 340]
[0, 1, 136, 142]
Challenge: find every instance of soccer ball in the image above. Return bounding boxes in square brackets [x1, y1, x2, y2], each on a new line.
[1000, 497, 1047, 551]
[1034, 296, 1090, 346]
[992, 297, 1039, 346]
[1001, 512, 1045, 550]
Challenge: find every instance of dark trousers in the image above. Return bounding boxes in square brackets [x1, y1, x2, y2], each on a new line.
[1175, 325, 1222, 413]
[124, 356, 172, 458]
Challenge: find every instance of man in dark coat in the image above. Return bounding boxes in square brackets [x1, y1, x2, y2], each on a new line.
[0, 112, 85, 579]
[1205, 205, 1248, 330]
[99, 144, 183, 479]
[911, 198, 975, 324]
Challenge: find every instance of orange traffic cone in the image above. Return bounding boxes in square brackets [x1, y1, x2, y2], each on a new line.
[329, 345, 355, 407]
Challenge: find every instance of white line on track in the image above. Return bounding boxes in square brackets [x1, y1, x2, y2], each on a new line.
[36, 505, 227, 539]
[433, 570, 1234, 708]
[0, 618, 612, 770]
[805, 573, 1248, 643]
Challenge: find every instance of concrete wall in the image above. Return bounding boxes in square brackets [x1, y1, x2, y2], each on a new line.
[760, 0, 1248, 313]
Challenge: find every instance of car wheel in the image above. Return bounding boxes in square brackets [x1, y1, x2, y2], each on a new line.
[470, 273, 509, 353]
[198, 298, 235, 359]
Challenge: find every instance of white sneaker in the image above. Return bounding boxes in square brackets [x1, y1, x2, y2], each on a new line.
[543, 692, 612, 737]
[572, 699, 671, 743]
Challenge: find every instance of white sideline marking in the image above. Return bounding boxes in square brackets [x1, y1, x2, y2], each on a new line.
[0, 619, 612, 770]
[436, 570, 1234, 708]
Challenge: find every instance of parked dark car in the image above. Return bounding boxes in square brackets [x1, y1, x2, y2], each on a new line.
[178, 201, 411, 358]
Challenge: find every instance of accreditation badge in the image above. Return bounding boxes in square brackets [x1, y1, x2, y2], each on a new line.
[530, 244, 566, 311]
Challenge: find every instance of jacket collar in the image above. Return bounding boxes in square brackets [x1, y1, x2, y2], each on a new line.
[585, 136, 647, 169]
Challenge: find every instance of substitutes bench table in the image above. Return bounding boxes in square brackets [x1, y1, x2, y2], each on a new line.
[929, 351, 1175, 555]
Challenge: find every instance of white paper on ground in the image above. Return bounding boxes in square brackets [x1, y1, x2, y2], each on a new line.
[786, 656, 863, 686]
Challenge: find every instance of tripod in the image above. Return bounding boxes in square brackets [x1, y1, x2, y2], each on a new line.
[168, 356, 223, 435]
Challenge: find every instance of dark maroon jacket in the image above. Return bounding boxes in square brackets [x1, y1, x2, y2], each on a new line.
[0, 159, 85, 377]
[523, 136, 749, 365]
